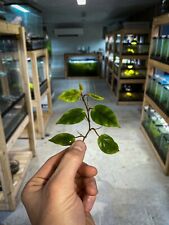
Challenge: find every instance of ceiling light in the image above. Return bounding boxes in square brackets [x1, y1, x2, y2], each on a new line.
[11, 4, 29, 13]
[77, 0, 86, 5]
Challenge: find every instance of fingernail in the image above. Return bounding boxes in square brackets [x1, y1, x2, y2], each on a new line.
[71, 141, 86, 152]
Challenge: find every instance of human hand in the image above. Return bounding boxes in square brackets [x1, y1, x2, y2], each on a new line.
[22, 140, 97, 225]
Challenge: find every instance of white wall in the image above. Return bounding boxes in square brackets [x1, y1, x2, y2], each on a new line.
[48, 23, 105, 78]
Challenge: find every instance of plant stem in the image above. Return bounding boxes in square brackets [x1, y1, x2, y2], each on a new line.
[81, 93, 100, 141]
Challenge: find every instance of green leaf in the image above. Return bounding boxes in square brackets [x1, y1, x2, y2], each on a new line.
[79, 83, 84, 92]
[58, 89, 81, 103]
[49, 133, 75, 146]
[91, 104, 120, 127]
[88, 93, 104, 101]
[56, 108, 86, 124]
[98, 134, 119, 154]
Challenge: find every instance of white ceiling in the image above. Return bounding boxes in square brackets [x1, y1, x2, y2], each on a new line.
[33, 0, 160, 26]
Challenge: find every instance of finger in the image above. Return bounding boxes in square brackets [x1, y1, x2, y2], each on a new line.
[78, 163, 97, 178]
[31, 149, 67, 180]
[82, 177, 98, 212]
[83, 195, 96, 212]
[53, 140, 86, 181]
[83, 177, 98, 196]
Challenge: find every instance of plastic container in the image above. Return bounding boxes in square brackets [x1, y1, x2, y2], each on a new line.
[162, 85, 169, 114]
[155, 37, 162, 60]
[147, 76, 157, 98]
[160, 35, 168, 63]
[37, 56, 45, 83]
[151, 37, 158, 58]
[154, 81, 163, 103]
[159, 133, 169, 162]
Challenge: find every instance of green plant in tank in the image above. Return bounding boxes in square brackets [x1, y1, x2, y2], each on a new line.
[49, 84, 120, 154]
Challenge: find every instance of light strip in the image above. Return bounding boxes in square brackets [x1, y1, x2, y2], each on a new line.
[77, 0, 86, 5]
[11, 4, 29, 13]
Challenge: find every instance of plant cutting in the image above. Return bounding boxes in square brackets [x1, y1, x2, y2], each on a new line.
[49, 84, 120, 154]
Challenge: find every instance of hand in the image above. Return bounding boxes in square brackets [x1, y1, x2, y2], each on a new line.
[22, 140, 97, 225]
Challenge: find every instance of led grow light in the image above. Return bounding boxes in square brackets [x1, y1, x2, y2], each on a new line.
[11, 4, 29, 13]
[69, 60, 96, 64]
[77, 0, 86, 5]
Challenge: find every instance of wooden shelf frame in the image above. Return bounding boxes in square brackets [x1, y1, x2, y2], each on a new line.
[141, 13, 169, 174]
[0, 20, 36, 210]
[26, 48, 53, 139]
[104, 33, 116, 84]
[105, 27, 149, 104]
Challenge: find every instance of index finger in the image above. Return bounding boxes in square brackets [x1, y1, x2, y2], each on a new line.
[32, 149, 67, 180]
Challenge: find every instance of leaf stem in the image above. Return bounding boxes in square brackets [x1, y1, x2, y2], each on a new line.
[80, 93, 100, 141]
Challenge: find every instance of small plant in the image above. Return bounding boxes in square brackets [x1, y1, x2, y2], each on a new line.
[49, 84, 120, 154]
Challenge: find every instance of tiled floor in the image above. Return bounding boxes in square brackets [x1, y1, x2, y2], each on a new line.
[0, 78, 169, 225]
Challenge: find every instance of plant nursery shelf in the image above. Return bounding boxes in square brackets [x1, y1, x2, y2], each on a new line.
[140, 125, 169, 175]
[145, 94, 169, 124]
[141, 13, 169, 175]
[0, 20, 36, 210]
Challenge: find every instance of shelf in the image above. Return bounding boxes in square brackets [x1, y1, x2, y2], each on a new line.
[108, 66, 114, 73]
[118, 28, 150, 35]
[27, 48, 52, 139]
[116, 53, 148, 59]
[117, 101, 143, 105]
[119, 79, 145, 84]
[149, 59, 169, 73]
[105, 27, 148, 105]
[0, 20, 36, 210]
[153, 13, 169, 26]
[140, 13, 169, 175]
[0, 52, 19, 60]
[140, 125, 168, 175]
[7, 115, 29, 150]
[0, 151, 32, 210]
[0, 20, 20, 35]
[144, 94, 169, 124]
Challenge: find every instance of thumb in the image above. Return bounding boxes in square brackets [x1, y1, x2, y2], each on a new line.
[54, 140, 86, 181]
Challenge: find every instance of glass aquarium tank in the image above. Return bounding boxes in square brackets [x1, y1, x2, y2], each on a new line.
[67, 56, 100, 77]
[142, 106, 169, 163]
[0, 35, 27, 141]
[119, 83, 144, 101]
[27, 56, 47, 99]
[114, 58, 146, 79]
[4, 3, 45, 50]
[116, 34, 149, 55]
